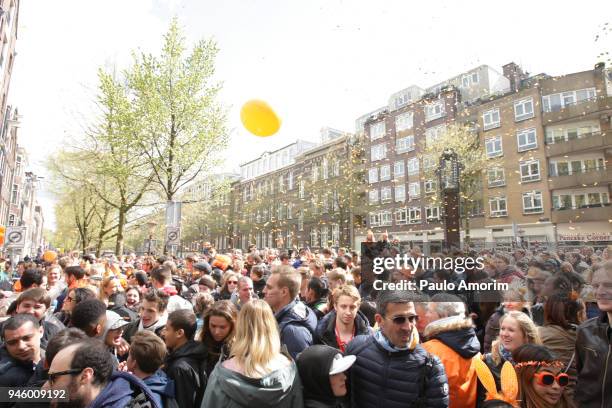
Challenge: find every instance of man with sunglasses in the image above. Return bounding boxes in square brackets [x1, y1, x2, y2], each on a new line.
[575, 260, 612, 408]
[345, 290, 449, 408]
[43, 338, 160, 408]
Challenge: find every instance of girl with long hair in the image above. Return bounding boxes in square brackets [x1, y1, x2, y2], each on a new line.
[481, 311, 541, 396]
[513, 344, 574, 408]
[198, 300, 238, 378]
[537, 292, 585, 403]
[201, 299, 303, 408]
[216, 271, 239, 300]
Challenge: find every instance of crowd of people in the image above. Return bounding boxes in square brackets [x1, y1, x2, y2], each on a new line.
[0, 237, 610, 408]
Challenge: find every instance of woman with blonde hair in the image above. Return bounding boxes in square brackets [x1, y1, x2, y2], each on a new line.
[480, 311, 541, 399]
[202, 299, 303, 408]
[99, 275, 123, 306]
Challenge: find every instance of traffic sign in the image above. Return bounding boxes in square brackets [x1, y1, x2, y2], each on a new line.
[5, 226, 26, 248]
[166, 227, 180, 246]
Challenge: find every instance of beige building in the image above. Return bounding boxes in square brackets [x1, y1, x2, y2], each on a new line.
[360, 62, 611, 250]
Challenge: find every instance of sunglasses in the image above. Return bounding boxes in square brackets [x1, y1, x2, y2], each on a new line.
[47, 368, 84, 386]
[227, 281, 238, 285]
[389, 314, 418, 325]
[534, 372, 569, 387]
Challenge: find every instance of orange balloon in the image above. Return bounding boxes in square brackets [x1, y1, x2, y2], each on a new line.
[240, 99, 281, 137]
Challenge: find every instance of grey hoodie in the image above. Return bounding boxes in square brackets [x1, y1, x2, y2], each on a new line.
[200, 360, 304, 408]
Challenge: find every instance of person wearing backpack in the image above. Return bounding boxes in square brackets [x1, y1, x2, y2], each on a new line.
[345, 290, 449, 408]
[163, 309, 207, 408]
[125, 331, 178, 408]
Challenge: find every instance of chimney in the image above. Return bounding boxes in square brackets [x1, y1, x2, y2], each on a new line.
[503, 62, 525, 92]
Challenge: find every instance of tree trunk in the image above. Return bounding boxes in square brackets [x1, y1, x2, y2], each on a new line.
[115, 208, 125, 256]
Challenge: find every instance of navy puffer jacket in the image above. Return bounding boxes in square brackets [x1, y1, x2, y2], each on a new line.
[345, 334, 449, 408]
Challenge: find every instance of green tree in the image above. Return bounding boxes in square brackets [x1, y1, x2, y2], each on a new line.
[128, 18, 228, 204]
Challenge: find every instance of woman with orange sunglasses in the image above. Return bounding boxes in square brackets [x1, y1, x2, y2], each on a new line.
[513, 344, 575, 408]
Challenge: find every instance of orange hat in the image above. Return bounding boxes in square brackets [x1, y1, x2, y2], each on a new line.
[212, 254, 231, 271]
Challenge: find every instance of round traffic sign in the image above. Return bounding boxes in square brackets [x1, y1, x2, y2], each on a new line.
[7, 231, 23, 243]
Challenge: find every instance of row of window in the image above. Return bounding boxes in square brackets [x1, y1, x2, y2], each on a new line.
[369, 206, 441, 227]
[369, 181, 437, 204]
[489, 191, 543, 217]
[542, 87, 596, 113]
[373, 124, 539, 163]
[549, 158, 605, 177]
[486, 161, 543, 187]
[485, 127, 538, 157]
[309, 224, 341, 247]
[545, 124, 600, 144]
[552, 192, 609, 210]
[375, 88, 597, 146]
[311, 158, 341, 182]
[368, 157, 431, 182]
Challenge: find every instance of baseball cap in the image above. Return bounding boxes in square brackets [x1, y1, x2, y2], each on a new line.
[106, 310, 130, 331]
[329, 353, 356, 375]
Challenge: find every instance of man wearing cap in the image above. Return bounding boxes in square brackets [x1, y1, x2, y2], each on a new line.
[345, 290, 449, 408]
[297, 345, 355, 408]
[103, 310, 130, 368]
[193, 261, 212, 279]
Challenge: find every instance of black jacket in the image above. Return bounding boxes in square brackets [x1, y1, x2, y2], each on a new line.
[297, 345, 350, 408]
[314, 310, 371, 350]
[345, 334, 449, 408]
[307, 298, 328, 321]
[575, 313, 612, 408]
[253, 278, 266, 298]
[41, 319, 64, 351]
[164, 340, 207, 408]
[0, 346, 38, 387]
[122, 318, 165, 344]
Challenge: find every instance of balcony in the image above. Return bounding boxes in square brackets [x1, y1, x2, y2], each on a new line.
[548, 167, 611, 190]
[545, 131, 612, 157]
[542, 96, 612, 124]
[551, 204, 611, 223]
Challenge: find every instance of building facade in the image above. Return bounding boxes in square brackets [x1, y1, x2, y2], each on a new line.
[185, 61, 611, 252]
[361, 62, 611, 250]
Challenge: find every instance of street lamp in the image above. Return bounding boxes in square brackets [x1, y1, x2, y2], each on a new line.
[146, 221, 157, 255]
[436, 148, 462, 250]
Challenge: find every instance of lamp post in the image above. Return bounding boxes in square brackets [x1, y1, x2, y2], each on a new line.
[146, 221, 157, 255]
[437, 148, 462, 250]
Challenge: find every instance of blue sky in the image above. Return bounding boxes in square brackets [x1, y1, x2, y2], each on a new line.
[9, 0, 612, 229]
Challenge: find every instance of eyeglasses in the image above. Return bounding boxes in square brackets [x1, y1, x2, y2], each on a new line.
[47, 368, 84, 385]
[534, 372, 569, 387]
[64, 297, 75, 303]
[388, 314, 418, 325]
[227, 281, 238, 285]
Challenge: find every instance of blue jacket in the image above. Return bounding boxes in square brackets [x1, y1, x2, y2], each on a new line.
[144, 369, 176, 408]
[276, 299, 318, 359]
[345, 334, 449, 408]
[89, 371, 161, 408]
